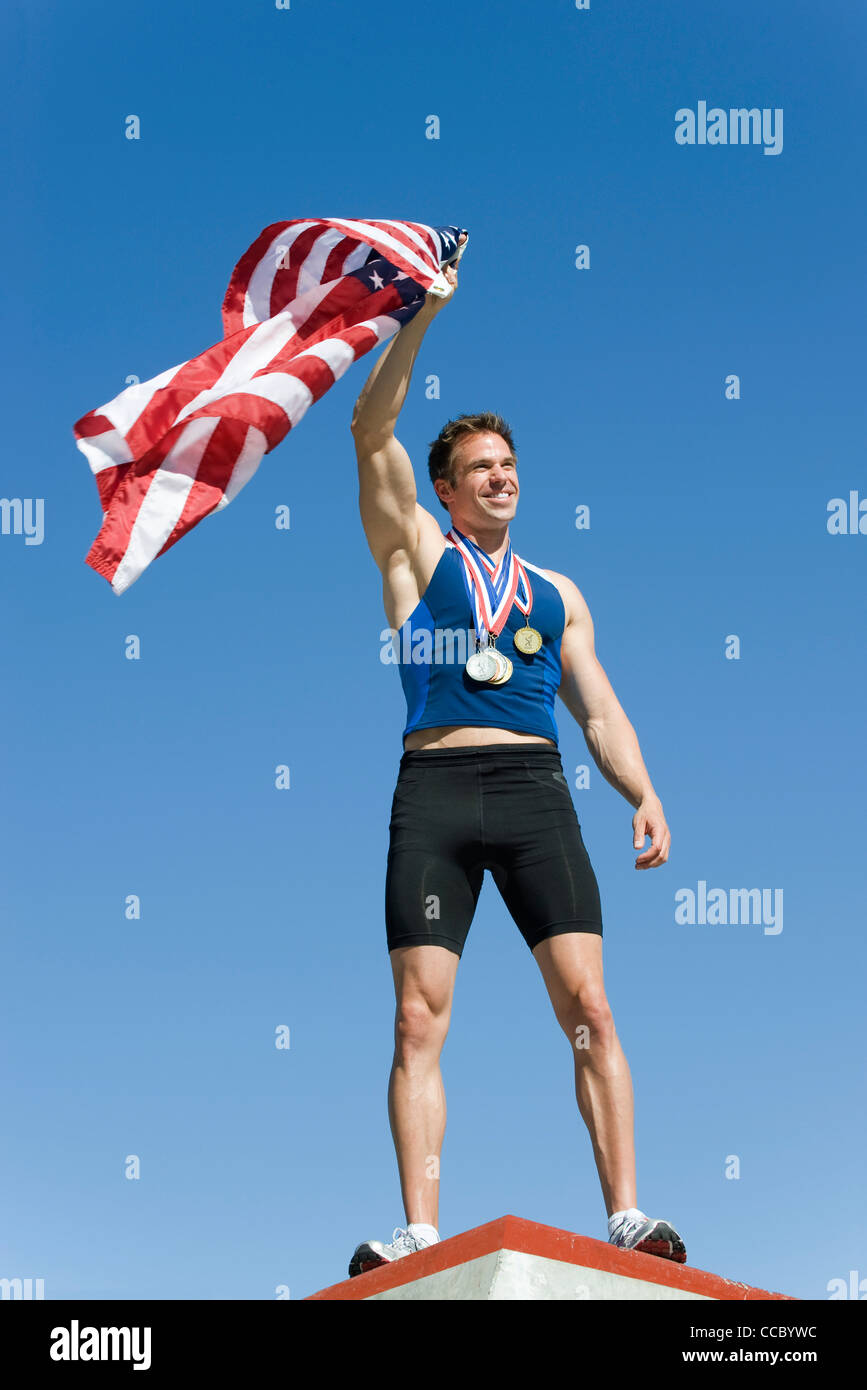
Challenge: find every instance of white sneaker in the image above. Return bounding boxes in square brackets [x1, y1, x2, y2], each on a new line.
[348, 1226, 435, 1278]
[608, 1209, 687, 1264]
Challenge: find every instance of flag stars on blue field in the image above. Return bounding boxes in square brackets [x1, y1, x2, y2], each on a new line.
[356, 261, 409, 290]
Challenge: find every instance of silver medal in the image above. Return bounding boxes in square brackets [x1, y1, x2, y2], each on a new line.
[466, 648, 498, 681]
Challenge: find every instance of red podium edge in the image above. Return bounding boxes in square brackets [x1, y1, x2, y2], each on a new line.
[304, 1214, 795, 1300]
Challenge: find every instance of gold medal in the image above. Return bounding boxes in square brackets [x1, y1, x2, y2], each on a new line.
[514, 619, 543, 655]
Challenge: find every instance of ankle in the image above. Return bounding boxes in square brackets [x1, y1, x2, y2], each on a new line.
[407, 1221, 440, 1245]
[608, 1206, 644, 1224]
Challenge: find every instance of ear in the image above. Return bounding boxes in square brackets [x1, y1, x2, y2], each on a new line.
[433, 477, 452, 507]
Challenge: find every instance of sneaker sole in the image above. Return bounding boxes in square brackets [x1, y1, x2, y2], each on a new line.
[632, 1221, 687, 1264]
[348, 1243, 392, 1279]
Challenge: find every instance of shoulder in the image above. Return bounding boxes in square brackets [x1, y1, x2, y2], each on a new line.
[526, 565, 592, 627]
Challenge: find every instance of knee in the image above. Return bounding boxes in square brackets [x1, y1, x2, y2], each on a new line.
[560, 987, 616, 1053]
[394, 995, 449, 1058]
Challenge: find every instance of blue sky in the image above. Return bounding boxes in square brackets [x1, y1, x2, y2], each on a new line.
[2, 0, 865, 1301]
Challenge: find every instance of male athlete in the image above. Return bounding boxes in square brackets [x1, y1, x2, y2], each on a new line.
[347, 234, 685, 1277]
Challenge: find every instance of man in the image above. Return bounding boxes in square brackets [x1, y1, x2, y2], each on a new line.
[347, 234, 685, 1278]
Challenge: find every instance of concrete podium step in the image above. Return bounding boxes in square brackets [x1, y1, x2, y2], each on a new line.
[306, 1215, 794, 1301]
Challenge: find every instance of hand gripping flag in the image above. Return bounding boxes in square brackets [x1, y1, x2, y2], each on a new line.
[73, 218, 468, 595]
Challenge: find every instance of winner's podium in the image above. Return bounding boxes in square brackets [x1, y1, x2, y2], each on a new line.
[305, 1215, 794, 1301]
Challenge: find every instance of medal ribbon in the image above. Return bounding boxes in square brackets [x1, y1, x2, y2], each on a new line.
[447, 527, 533, 642]
[470, 542, 533, 619]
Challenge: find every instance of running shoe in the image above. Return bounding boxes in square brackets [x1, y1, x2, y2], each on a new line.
[348, 1226, 435, 1278]
[608, 1209, 687, 1263]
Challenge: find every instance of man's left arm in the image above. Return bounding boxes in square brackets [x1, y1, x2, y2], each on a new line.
[549, 571, 670, 870]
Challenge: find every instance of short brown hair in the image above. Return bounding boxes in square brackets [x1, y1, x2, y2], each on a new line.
[427, 413, 516, 511]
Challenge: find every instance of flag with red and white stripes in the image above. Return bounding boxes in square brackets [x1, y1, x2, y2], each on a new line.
[74, 218, 467, 595]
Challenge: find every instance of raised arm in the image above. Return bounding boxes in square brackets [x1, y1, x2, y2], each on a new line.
[550, 571, 671, 870]
[350, 239, 464, 571]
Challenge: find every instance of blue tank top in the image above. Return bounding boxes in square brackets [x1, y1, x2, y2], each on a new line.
[395, 540, 566, 745]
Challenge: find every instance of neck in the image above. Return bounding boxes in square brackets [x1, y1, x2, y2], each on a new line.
[450, 516, 510, 562]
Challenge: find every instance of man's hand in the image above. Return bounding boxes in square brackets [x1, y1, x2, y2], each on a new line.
[633, 797, 671, 870]
[351, 231, 468, 436]
[423, 231, 467, 315]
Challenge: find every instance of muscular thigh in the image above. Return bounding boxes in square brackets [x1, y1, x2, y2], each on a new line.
[389, 944, 461, 1018]
[385, 757, 485, 959]
[485, 756, 604, 952]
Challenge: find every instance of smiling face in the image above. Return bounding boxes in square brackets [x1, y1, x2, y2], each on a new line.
[434, 431, 519, 530]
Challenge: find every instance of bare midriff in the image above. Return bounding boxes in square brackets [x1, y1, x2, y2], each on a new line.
[403, 725, 556, 751]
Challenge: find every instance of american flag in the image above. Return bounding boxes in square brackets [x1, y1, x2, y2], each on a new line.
[74, 218, 467, 595]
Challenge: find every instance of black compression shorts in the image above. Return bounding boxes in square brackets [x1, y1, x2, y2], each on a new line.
[385, 743, 603, 958]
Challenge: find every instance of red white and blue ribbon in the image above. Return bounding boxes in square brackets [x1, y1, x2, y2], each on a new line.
[447, 526, 533, 643]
